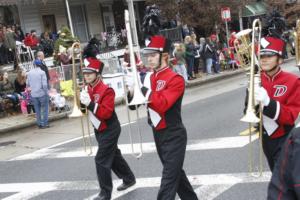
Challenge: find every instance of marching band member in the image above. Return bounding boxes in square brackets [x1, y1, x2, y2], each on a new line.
[268, 125, 300, 199]
[128, 35, 198, 200]
[254, 36, 300, 171]
[80, 57, 136, 200]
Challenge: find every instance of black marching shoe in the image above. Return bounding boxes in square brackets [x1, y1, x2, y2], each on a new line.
[93, 194, 110, 200]
[117, 180, 136, 191]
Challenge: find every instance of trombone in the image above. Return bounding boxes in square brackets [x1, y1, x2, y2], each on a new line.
[122, 9, 148, 159]
[68, 42, 93, 155]
[235, 19, 263, 177]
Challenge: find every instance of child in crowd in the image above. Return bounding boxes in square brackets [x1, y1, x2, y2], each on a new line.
[171, 43, 188, 82]
[217, 48, 227, 70]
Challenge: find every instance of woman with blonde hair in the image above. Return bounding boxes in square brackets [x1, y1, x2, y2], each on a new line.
[171, 43, 188, 82]
[14, 69, 27, 94]
[184, 35, 196, 80]
[191, 33, 200, 77]
[0, 72, 19, 111]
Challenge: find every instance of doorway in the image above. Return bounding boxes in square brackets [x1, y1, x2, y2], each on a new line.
[70, 5, 89, 42]
[42, 15, 57, 34]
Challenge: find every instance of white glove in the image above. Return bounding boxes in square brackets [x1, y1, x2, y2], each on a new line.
[254, 76, 260, 88]
[80, 89, 91, 106]
[123, 61, 129, 67]
[254, 86, 270, 106]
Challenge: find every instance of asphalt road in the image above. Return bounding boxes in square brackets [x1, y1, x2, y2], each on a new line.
[0, 60, 299, 200]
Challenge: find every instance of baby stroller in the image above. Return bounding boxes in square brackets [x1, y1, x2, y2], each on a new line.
[49, 88, 69, 113]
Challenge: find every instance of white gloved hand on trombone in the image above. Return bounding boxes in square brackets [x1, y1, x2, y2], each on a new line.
[80, 89, 91, 106]
[254, 85, 270, 106]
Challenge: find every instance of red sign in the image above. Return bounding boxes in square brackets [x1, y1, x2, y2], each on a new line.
[221, 7, 231, 22]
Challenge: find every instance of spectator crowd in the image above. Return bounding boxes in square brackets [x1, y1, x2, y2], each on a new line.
[0, 23, 55, 69]
[169, 30, 239, 82]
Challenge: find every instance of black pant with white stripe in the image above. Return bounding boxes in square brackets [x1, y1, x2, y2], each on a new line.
[95, 118, 135, 200]
[153, 125, 198, 200]
[268, 127, 300, 200]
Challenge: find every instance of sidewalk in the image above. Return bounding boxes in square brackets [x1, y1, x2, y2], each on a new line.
[0, 69, 245, 134]
[0, 112, 69, 134]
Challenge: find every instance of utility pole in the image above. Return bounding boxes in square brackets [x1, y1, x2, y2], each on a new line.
[65, 0, 74, 37]
[239, 7, 244, 31]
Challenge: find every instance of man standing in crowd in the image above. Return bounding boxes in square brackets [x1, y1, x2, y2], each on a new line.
[0, 26, 7, 65]
[80, 57, 135, 200]
[26, 61, 49, 129]
[254, 36, 300, 171]
[199, 37, 207, 74]
[34, 51, 50, 87]
[129, 35, 198, 200]
[203, 37, 215, 75]
[4, 26, 17, 70]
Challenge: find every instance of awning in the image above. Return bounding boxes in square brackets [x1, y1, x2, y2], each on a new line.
[0, 0, 19, 5]
[242, 1, 267, 17]
[0, 0, 50, 6]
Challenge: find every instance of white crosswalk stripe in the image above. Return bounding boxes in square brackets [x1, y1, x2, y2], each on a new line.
[0, 172, 271, 200]
[10, 135, 258, 161]
[1, 132, 268, 200]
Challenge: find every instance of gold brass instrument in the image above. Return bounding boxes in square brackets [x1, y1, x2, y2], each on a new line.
[294, 19, 300, 69]
[68, 42, 93, 155]
[123, 9, 145, 159]
[234, 29, 252, 69]
[235, 19, 263, 177]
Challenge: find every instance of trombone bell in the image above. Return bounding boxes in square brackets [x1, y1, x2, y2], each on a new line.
[241, 110, 260, 123]
[69, 104, 83, 118]
[128, 84, 148, 106]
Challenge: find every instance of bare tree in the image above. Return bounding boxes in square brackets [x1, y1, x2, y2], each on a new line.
[265, 0, 300, 26]
[145, 0, 255, 36]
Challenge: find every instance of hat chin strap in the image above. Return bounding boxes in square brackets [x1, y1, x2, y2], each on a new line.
[152, 53, 162, 71]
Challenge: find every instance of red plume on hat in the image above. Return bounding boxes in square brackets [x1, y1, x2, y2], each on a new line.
[83, 57, 104, 74]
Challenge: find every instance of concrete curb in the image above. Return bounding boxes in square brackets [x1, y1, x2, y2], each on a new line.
[0, 112, 69, 134]
[186, 69, 244, 88]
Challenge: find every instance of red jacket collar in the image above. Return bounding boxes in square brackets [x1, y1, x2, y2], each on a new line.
[262, 68, 282, 82]
[90, 77, 102, 89]
[154, 66, 169, 77]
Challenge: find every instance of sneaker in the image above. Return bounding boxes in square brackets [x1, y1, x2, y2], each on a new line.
[39, 125, 50, 129]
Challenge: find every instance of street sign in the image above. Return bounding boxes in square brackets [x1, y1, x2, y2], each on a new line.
[221, 7, 231, 48]
[221, 7, 231, 22]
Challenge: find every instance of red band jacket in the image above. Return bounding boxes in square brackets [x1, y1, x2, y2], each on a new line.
[261, 69, 300, 139]
[142, 67, 185, 130]
[86, 78, 117, 132]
